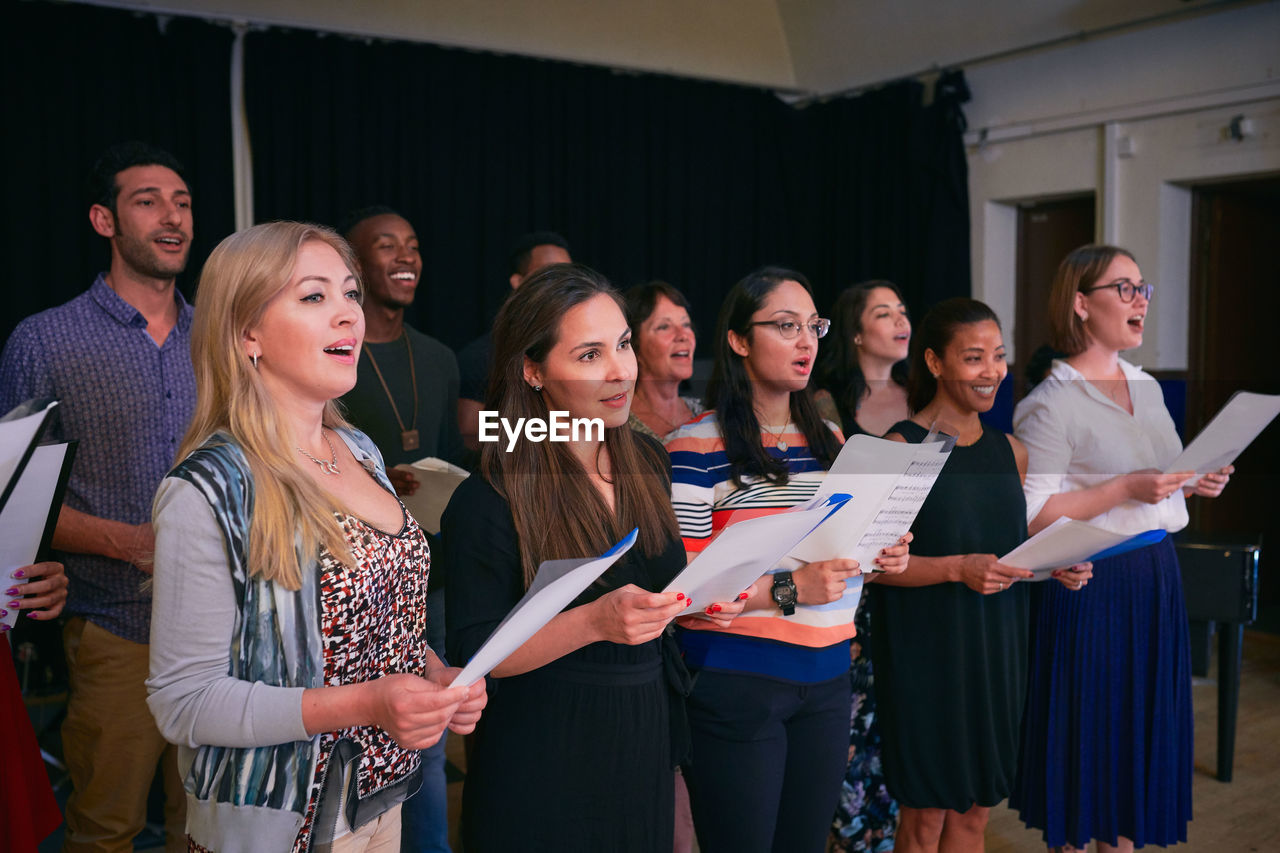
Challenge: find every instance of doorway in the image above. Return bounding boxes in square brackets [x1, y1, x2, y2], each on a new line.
[1015, 195, 1095, 398]
[1188, 175, 1280, 632]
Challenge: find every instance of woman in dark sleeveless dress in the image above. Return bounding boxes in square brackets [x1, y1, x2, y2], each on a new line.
[814, 281, 912, 852]
[871, 299, 1091, 853]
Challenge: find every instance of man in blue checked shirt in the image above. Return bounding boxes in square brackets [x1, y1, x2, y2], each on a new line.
[0, 141, 196, 853]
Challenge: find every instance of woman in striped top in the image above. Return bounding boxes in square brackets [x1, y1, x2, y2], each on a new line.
[665, 267, 910, 853]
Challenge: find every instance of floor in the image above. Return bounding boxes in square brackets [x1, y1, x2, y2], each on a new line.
[983, 630, 1280, 853]
[28, 630, 1280, 851]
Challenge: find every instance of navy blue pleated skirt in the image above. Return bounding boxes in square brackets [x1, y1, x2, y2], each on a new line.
[1011, 537, 1193, 848]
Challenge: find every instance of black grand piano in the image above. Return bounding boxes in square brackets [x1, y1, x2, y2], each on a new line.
[1175, 535, 1261, 782]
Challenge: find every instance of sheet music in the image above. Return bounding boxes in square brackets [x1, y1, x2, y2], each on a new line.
[791, 434, 950, 572]
[1165, 391, 1280, 487]
[662, 495, 849, 611]
[449, 529, 638, 687]
[0, 443, 71, 629]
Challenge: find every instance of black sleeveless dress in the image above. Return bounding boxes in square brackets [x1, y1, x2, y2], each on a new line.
[868, 421, 1029, 810]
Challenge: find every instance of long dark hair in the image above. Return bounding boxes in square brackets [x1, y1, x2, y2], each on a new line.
[482, 263, 680, 586]
[814, 280, 910, 432]
[706, 266, 841, 487]
[908, 298, 1003, 412]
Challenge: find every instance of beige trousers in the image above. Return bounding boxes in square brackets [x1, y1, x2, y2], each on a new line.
[331, 803, 402, 853]
[61, 617, 186, 853]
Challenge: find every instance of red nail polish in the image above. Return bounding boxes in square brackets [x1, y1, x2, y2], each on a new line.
[738, 592, 749, 601]
[685, 599, 692, 607]
[712, 604, 722, 613]
[676, 593, 685, 601]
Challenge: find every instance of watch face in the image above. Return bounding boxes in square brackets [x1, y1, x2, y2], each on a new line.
[772, 578, 797, 606]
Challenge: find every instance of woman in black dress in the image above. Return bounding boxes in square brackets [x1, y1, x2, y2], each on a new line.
[443, 263, 747, 852]
[813, 280, 912, 852]
[813, 280, 911, 440]
[871, 299, 1091, 853]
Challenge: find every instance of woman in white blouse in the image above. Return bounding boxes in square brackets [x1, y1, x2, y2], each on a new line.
[1009, 245, 1231, 853]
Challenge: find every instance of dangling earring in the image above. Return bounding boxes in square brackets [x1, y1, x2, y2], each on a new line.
[251, 352, 259, 369]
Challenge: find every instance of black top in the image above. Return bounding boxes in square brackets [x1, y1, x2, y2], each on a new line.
[455, 330, 491, 404]
[869, 419, 1030, 810]
[340, 324, 465, 468]
[442, 439, 686, 852]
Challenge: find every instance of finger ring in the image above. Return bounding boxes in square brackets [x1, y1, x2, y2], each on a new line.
[998, 582, 1004, 591]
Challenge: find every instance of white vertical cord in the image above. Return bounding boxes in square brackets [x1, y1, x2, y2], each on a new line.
[230, 22, 254, 230]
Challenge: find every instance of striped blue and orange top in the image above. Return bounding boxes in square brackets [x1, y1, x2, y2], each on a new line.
[664, 410, 856, 683]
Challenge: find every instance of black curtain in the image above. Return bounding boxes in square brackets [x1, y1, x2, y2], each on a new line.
[3, 1, 236, 347]
[244, 29, 970, 349]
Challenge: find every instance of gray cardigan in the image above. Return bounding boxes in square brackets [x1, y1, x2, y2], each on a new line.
[147, 429, 405, 852]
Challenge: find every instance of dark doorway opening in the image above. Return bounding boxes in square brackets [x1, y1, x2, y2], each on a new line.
[1015, 195, 1096, 398]
[1188, 175, 1280, 633]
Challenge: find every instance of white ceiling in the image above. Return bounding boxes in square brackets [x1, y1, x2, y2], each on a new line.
[78, 0, 1258, 95]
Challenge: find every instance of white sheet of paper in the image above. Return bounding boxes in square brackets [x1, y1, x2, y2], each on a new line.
[399, 456, 470, 534]
[0, 400, 57, 507]
[0, 443, 70, 628]
[790, 433, 949, 570]
[999, 516, 1131, 580]
[1166, 391, 1280, 487]
[662, 496, 849, 611]
[449, 529, 638, 687]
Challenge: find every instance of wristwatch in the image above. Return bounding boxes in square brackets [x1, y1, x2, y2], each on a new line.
[770, 571, 797, 616]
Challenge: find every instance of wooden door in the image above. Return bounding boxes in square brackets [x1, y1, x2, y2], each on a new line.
[1188, 176, 1280, 631]
[1015, 196, 1095, 398]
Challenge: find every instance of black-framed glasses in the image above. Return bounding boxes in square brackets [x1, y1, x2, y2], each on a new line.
[1084, 278, 1153, 303]
[750, 318, 831, 340]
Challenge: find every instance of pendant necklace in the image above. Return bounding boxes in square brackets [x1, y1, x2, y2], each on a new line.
[763, 421, 791, 452]
[297, 428, 341, 475]
[365, 329, 420, 452]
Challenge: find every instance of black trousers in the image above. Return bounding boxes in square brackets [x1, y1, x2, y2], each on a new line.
[683, 671, 851, 853]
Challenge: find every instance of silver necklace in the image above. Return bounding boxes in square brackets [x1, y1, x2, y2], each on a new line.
[762, 422, 790, 452]
[297, 429, 341, 475]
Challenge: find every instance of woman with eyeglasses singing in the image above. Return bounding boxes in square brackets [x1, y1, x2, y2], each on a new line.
[1010, 245, 1232, 853]
[665, 266, 910, 853]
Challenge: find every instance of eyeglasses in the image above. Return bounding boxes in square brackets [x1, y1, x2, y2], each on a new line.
[1084, 278, 1154, 303]
[750, 318, 831, 340]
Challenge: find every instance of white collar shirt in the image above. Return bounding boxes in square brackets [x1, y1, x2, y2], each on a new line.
[1013, 357, 1188, 535]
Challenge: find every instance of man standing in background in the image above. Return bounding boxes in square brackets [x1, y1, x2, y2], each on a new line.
[0, 141, 194, 852]
[455, 230, 571, 450]
[339, 205, 463, 853]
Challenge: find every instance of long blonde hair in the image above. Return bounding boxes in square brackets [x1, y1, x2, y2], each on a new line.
[177, 221, 360, 589]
